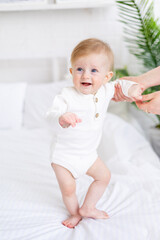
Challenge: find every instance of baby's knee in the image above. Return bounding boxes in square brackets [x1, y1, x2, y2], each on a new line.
[101, 170, 111, 186]
[62, 181, 76, 197]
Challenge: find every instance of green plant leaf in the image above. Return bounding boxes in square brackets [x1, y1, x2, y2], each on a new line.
[116, 0, 160, 126]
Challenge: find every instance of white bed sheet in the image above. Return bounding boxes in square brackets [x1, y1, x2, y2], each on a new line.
[1, 113, 160, 240]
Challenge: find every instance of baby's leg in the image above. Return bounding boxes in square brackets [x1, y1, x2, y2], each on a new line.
[79, 157, 111, 219]
[51, 163, 82, 228]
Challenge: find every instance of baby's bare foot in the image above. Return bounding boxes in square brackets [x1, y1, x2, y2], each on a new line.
[79, 206, 109, 219]
[62, 215, 82, 228]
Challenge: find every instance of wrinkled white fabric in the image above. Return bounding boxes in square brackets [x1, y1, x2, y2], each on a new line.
[0, 113, 160, 240]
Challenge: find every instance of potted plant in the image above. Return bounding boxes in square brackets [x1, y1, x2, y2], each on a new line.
[116, 0, 160, 157]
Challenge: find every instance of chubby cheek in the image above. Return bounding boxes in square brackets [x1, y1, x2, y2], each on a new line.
[73, 77, 81, 89]
[93, 79, 103, 90]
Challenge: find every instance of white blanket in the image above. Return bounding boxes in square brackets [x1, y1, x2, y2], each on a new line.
[1, 113, 160, 240]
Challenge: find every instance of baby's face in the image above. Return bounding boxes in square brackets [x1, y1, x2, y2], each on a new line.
[70, 53, 113, 95]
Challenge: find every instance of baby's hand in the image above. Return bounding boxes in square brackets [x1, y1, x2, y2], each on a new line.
[59, 112, 82, 128]
[128, 84, 143, 101]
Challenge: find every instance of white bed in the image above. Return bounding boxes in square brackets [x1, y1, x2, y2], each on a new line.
[1, 80, 160, 240]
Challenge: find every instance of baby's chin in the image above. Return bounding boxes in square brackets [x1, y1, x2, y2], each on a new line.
[79, 88, 94, 95]
[75, 86, 98, 95]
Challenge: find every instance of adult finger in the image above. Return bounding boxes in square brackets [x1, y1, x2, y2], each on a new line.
[136, 101, 150, 112]
[134, 95, 143, 101]
[141, 93, 154, 101]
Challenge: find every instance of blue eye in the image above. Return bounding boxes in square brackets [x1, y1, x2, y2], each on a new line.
[77, 67, 83, 71]
[91, 69, 97, 73]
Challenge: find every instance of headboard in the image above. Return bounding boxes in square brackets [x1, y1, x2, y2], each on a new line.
[0, 57, 69, 83]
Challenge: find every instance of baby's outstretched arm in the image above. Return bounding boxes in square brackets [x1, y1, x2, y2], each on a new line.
[59, 112, 82, 128]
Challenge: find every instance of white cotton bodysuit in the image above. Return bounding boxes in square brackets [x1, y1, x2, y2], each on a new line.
[46, 79, 136, 178]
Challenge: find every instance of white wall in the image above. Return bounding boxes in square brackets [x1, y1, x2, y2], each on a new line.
[0, 2, 159, 83]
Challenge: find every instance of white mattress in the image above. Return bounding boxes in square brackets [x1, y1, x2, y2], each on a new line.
[1, 113, 160, 240]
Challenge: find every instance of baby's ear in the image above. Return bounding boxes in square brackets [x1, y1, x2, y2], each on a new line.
[69, 68, 73, 74]
[104, 71, 113, 83]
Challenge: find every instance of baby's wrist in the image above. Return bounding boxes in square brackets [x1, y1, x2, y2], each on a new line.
[128, 88, 132, 97]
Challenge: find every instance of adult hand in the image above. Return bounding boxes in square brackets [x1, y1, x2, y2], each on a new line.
[136, 91, 160, 115]
[112, 83, 133, 102]
[112, 76, 144, 102]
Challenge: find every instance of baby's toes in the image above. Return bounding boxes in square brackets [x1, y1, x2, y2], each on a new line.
[62, 219, 73, 228]
[67, 223, 73, 228]
[62, 220, 68, 226]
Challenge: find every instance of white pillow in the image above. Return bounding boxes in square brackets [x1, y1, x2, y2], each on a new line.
[23, 80, 73, 128]
[0, 82, 27, 129]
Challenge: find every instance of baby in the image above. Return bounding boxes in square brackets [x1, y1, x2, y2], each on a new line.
[46, 38, 142, 228]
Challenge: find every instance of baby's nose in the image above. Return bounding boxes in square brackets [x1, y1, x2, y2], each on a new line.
[82, 71, 90, 79]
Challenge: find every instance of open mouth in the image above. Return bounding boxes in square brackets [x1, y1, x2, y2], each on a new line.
[81, 82, 92, 86]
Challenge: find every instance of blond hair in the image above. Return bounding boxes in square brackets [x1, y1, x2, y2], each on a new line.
[71, 38, 114, 71]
